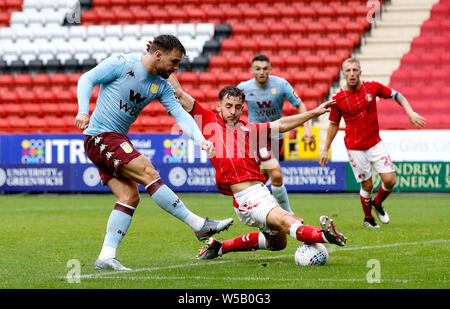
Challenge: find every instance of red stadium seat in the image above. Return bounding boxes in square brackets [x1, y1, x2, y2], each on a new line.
[400, 53, 421, 69]
[179, 72, 199, 87]
[1, 91, 18, 104]
[18, 90, 37, 104]
[291, 70, 312, 85]
[37, 90, 56, 103]
[277, 38, 297, 53]
[228, 55, 249, 70]
[27, 116, 47, 131]
[81, 10, 100, 25]
[51, 74, 70, 87]
[286, 22, 307, 36]
[15, 74, 33, 88]
[307, 21, 326, 35]
[209, 55, 229, 70]
[0, 75, 14, 88]
[198, 72, 217, 86]
[45, 116, 67, 132]
[32, 74, 51, 87]
[55, 90, 75, 103]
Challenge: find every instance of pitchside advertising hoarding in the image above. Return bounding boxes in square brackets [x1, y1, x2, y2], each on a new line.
[0, 130, 448, 193]
[0, 133, 345, 193]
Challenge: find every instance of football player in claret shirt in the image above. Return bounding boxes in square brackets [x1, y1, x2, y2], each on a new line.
[237, 54, 315, 215]
[168, 74, 347, 260]
[319, 58, 426, 228]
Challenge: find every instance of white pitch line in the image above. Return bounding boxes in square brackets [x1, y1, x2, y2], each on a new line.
[67, 239, 449, 280]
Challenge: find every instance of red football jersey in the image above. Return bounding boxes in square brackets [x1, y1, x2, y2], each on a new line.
[330, 81, 395, 150]
[189, 102, 270, 195]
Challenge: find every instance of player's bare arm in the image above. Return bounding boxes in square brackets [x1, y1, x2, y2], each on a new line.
[270, 100, 335, 137]
[298, 102, 315, 144]
[168, 74, 195, 112]
[319, 122, 339, 166]
[394, 92, 426, 129]
[167, 74, 214, 157]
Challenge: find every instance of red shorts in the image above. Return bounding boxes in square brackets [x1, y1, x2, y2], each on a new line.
[84, 132, 141, 185]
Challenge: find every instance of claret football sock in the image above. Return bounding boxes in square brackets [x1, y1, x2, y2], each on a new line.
[271, 184, 294, 214]
[360, 188, 374, 219]
[99, 202, 135, 260]
[289, 222, 327, 243]
[146, 178, 205, 232]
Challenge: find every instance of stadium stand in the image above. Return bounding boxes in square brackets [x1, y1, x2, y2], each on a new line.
[1, 0, 446, 133]
[375, 0, 449, 129]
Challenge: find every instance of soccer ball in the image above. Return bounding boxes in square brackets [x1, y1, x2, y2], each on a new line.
[294, 243, 328, 266]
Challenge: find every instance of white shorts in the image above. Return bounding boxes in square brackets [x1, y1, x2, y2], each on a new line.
[347, 141, 395, 183]
[233, 183, 280, 234]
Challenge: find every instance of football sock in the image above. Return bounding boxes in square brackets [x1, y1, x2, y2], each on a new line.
[374, 183, 392, 207]
[220, 232, 265, 255]
[289, 222, 328, 243]
[360, 188, 373, 219]
[271, 184, 293, 214]
[99, 202, 135, 260]
[146, 178, 205, 232]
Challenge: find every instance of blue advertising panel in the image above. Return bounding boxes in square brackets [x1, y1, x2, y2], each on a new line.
[0, 164, 72, 192]
[0, 134, 347, 193]
[0, 133, 208, 164]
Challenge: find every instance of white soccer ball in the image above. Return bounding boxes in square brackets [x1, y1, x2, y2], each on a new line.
[294, 243, 328, 266]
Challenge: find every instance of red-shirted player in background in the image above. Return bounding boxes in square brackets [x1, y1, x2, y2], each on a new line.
[319, 58, 426, 228]
[168, 74, 347, 260]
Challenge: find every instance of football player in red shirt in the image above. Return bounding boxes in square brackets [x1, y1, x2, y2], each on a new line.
[319, 58, 426, 228]
[168, 75, 347, 260]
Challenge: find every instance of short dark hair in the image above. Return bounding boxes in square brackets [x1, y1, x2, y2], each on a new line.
[251, 54, 270, 64]
[218, 86, 245, 103]
[149, 34, 186, 56]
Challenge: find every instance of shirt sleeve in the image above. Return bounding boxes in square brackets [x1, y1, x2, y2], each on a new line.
[282, 79, 301, 107]
[169, 105, 206, 146]
[77, 55, 126, 115]
[375, 81, 396, 99]
[329, 93, 342, 124]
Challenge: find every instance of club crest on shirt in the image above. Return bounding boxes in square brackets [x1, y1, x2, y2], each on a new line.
[150, 83, 159, 94]
[271, 88, 277, 95]
[120, 142, 133, 154]
[365, 94, 373, 102]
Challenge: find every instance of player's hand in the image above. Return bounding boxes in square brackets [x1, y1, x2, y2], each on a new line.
[313, 99, 336, 116]
[319, 149, 329, 166]
[302, 126, 315, 145]
[408, 111, 426, 129]
[201, 140, 215, 157]
[74, 113, 90, 130]
[146, 36, 156, 53]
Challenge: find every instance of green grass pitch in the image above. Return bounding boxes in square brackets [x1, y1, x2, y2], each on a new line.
[0, 192, 448, 290]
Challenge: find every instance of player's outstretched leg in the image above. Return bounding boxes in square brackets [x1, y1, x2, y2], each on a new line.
[195, 217, 234, 241]
[196, 232, 267, 259]
[319, 216, 347, 246]
[146, 178, 233, 241]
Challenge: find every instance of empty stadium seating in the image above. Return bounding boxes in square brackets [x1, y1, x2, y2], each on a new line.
[3, 0, 446, 134]
[379, 0, 450, 130]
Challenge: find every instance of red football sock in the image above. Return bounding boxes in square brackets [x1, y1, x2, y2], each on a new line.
[374, 184, 392, 207]
[360, 195, 373, 219]
[293, 225, 325, 243]
[221, 232, 261, 254]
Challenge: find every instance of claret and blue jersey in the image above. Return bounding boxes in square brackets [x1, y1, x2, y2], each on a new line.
[237, 75, 301, 124]
[77, 54, 181, 136]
